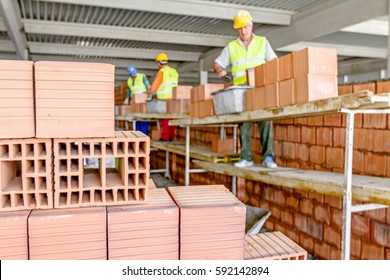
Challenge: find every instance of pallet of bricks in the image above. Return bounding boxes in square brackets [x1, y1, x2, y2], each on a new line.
[0, 60, 150, 259]
[0, 60, 307, 260]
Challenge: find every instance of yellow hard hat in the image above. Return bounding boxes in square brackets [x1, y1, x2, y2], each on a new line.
[233, 10, 252, 29]
[156, 52, 168, 61]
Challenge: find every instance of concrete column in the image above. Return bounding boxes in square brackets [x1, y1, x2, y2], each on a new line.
[199, 59, 208, 84]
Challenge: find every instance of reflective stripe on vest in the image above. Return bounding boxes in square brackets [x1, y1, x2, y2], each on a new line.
[229, 35, 266, 85]
[156, 66, 179, 99]
[127, 73, 147, 94]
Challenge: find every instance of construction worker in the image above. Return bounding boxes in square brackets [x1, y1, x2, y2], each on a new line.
[123, 65, 150, 105]
[213, 10, 277, 169]
[146, 53, 179, 141]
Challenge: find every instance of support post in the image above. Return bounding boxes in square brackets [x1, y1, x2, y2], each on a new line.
[185, 125, 190, 186]
[341, 111, 355, 260]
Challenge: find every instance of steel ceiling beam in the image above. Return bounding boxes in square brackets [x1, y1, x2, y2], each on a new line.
[265, 0, 388, 49]
[37, 0, 293, 25]
[0, 0, 29, 59]
[341, 19, 388, 36]
[28, 42, 201, 61]
[24, 20, 233, 47]
[338, 58, 387, 76]
[30, 54, 179, 69]
[0, 39, 15, 52]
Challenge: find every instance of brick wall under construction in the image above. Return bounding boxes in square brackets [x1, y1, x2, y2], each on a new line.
[150, 98, 390, 260]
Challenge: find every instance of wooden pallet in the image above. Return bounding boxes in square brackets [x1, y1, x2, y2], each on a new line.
[245, 231, 307, 260]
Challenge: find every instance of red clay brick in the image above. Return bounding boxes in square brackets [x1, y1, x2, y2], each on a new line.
[386, 248, 390, 260]
[300, 161, 314, 170]
[284, 160, 298, 168]
[310, 145, 325, 164]
[35, 61, 115, 138]
[371, 221, 390, 247]
[352, 150, 364, 174]
[308, 192, 324, 203]
[330, 248, 341, 260]
[314, 203, 330, 224]
[373, 130, 390, 153]
[316, 127, 333, 146]
[270, 205, 281, 220]
[323, 114, 342, 127]
[296, 143, 310, 162]
[300, 198, 313, 216]
[301, 126, 316, 144]
[363, 114, 387, 129]
[107, 188, 179, 260]
[314, 241, 331, 260]
[351, 235, 362, 259]
[0, 210, 30, 259]
[286, 195, 299, 209]
[274, 221, 285, 233]
[361, 241, 385, 260]
[307, 116, 323, 126]
[352, 82, 376, 93]
[286, 125, 300, 142]
[294, 213, 308, 232]
[333, 127, 345, 148]
[294, 117, 308, 126]
[325, 195, 342, 210]
[307, 218, 324, 240]
[364, 208, 387, 223]
[262, 186, 274, 202]
[279, 79, 294, 106]
[364, 152, 386, 177]
[281, 211, 294, 226]
[299, 232, 314, 252]
[282, 142, 296, 160]
[324, 224, 341, 249]
[273, 189, 286, 206]
[326, 147, 344, 169]
[0, 60, 35, 139]
[354, 128, 374, 150]
[338, 84, 352, 95]
[285, 226, 299, 244]
[352, 214, 371, 239]
[274, 125, 287, 141]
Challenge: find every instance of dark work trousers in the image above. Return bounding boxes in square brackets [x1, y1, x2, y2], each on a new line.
[239, 121, 274, 162]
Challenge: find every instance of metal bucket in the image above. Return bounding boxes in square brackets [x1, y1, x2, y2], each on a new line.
[211, 86, 252, 115]
[146, 99, 166, 113]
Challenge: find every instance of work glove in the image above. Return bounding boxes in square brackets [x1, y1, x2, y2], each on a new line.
[123, 97, 129, 105]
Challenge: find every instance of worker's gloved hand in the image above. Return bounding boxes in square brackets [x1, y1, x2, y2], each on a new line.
[123, 97, 129, 105]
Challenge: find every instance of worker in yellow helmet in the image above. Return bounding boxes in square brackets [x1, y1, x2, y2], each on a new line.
[146, 52, 179, 141]
[213, 10, 278, 169]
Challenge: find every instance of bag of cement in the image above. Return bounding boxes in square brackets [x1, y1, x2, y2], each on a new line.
[245, 205, 272, 235]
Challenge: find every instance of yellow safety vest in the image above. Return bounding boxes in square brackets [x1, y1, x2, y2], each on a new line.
[156, 66, 179, 99]
[229, 35, 267, 85]
[127, 73, 147, 94]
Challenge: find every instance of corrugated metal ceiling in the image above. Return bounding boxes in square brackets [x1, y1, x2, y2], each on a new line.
[0, 0, 387, 84]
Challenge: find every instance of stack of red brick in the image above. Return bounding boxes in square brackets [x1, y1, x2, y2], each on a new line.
[190, 84, 224, 117]
[166, 85, 192, 114]
[245, 47, 338, 110]
[0, 60, 159, 259]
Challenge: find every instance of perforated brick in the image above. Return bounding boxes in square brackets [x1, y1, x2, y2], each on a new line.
[245, 231, 307, 260]
[107, 188, 178, 260]
[35, 61, 115, 138]
[0, 210, 30, 259]
[28, 207, 106, 260]
[0, 60, 35, 139]
[53, 131, 150, 208]
[168, 185, 246, 260]
[0, 139, 53, 212]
